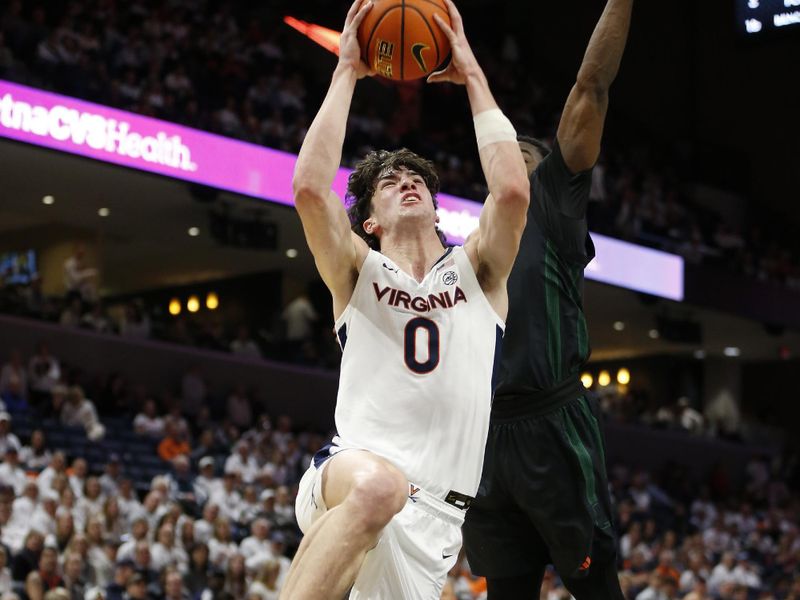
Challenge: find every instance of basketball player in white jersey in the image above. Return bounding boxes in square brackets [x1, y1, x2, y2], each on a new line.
[279, 1, 529, 598]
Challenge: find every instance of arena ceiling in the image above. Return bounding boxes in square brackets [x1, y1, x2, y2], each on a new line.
[1, 137, 798, 362]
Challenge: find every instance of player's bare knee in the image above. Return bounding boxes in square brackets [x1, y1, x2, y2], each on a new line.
[347, 468, 407, 530]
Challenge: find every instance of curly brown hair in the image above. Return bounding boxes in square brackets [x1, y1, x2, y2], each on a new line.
[346, 148, 447, 250]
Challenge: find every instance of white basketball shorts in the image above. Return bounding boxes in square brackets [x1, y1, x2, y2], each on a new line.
[295, 451, 465, 599]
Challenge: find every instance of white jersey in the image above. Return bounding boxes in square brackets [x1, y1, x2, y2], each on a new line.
[333, 246, 504, 499]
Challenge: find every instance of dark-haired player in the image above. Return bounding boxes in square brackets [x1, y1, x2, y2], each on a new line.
[462, 1, 634, 598]
[280, 0, 529, 598]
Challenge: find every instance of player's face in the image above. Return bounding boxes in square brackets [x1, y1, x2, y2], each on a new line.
[518, 141, 543, 177]
[368, 166, 436, 232]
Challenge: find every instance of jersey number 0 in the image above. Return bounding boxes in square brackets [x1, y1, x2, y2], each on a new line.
[404, 317, 440, 374]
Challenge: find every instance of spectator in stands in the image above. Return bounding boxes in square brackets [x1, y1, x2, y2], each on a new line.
[164, 569, 189, 600]
[132, 541, 156, 584]
[118, 301, 151, 340]
[0, 546, 11, 595]
[151, 522, 188, 574]
[133, 398, 164, 438]
[167, 455, 196, 506]
[239, 518, 272, 564]
[101, 497, 125, 542]
[12, 481, 38, 522]
[62, 551, 87, 600]
[226, 385, 252, 431]
[192, 457, 219, 507]
[164, 403, 190, 440]
[29, 491, 57, 538]
[63, 243, 97, 305]
[247, 559, 281, 600]
[125, 571, 148, 600]
[179, 367, 206, 418]
[77, 477, 105, 527]
[104, 558, 135, 600]
[209, 472, 242, 524]
[81, 303, 112, 334]
[230, 326, 262, 360]
[59, 297, 83, 328]
[98, 455, 123, 497]
[19, 429, 51, 471]
[182, 543, 209, 597]
[270, 487, 294, 531]
[280, 291, 317, 363]
[193, 504, 219, 546]
[59, 387, 104, 441]
[207, 518, 237, 570]
[27, 343, 60, 406]
[37, 451, 66, 496]
[115, 479, 141, 522]
[0, 413, 20, 457]
[116, 517, 148, 563]
[40, 549, 65, 592]
[139, 491, 164, 536]
[0, 445, 25, 495]
[0, 350, 28, 404]
[68, 458, 88, 501]
[223, 441, 258, 485]
[157, 421, 190, 463]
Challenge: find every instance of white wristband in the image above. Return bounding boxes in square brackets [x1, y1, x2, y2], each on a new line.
[473, 108, 517, 150]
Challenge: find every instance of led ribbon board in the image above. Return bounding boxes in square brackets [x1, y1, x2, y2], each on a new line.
[0, 79, 683, 300]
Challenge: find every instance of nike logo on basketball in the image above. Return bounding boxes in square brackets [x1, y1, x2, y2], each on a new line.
[411, 43, 429, 72]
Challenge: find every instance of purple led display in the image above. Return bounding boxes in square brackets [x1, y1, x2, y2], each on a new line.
[0, 79, 683, 300]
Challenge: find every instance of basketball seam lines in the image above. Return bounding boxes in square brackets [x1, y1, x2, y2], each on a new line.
[400, 0, 406, 80]
[404, 4, 442, 66]
[365, 6, 402, 70]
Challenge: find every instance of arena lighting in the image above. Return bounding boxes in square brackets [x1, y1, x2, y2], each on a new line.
[617, 368, 631, 385]
[724, 346, 741, 357]
[206, 292, 219, 310]
[187, 296, 200, 313]
[648, 329, 660, 339]
[0, 79, 684, 300]
[613, 321, 625, 331]
[188, 227, 200, 237]
[693, 349, 707, 360]
[98, 207, 110, 217]
[580, 373, 593, 388]
[286, 248, 298, 259]
[283, 16, 342, 56]
[42, 195, 54, 205]
[168, 298, 181, 316]
[598, 370, 611, 387]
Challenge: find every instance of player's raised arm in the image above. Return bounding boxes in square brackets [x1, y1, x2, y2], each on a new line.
[292, 0, 373, 315]
[557, 0, 634, 174]
[428, 0, 529, 298]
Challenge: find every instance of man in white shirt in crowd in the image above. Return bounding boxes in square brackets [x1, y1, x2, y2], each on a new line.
[209, 470, 243, 522]
[239, 518, 273, 564]
[0, 444, 26, 495]
[0, 413, 20, 457]
[116, 515, 149, 562]
[224, 440, 259, 484]
[63, 243, 98, 303]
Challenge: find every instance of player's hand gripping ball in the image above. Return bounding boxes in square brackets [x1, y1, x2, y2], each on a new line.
[357, 0, 451, 81]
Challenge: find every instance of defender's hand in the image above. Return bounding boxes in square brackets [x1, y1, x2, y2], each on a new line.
[339, 0, 375, 79]
[426, 0, 481, 85]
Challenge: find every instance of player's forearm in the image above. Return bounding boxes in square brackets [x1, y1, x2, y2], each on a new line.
[576, 0, 634, 94]
[464, 74, 528, 205]
[292, 65, 359, 198]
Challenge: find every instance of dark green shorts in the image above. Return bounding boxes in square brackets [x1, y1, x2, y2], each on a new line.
[462, 393, 616, 580]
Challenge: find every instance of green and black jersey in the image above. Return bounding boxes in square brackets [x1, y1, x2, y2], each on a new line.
[494, 139, 595, 409]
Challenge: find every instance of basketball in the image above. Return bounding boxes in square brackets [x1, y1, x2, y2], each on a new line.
[358, 0, 451, 81]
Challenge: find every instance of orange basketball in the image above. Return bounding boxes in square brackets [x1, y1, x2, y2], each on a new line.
[358, 0, 451, 81]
